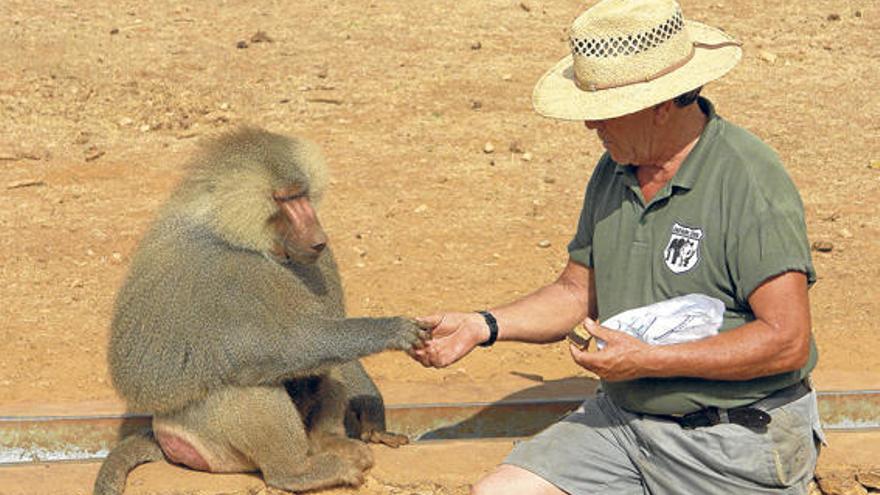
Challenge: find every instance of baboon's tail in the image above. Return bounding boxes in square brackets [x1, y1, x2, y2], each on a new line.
[93, 430, 164, 495]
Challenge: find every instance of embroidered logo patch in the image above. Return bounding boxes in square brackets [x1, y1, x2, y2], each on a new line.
[664, 222, 703, 273]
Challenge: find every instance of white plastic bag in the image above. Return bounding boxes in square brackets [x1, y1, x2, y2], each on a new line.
[596, 294, 725, 350]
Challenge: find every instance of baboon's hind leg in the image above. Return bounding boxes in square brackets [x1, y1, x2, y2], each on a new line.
[304, 372, 374, 471]
[217, 386, 365, 492]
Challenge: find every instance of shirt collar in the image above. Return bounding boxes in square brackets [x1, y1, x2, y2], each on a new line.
[669, 97, 719, 191]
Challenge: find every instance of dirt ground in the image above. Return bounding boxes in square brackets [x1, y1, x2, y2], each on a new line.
[1, 0, 879, 492]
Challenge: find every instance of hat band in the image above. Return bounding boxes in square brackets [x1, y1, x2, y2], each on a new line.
[575, 40, 742, 93]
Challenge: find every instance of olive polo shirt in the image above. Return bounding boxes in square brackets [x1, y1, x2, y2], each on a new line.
[568, 97, 817, 415]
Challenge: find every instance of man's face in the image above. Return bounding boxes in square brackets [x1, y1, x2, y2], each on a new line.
[584, 106, 658, 165]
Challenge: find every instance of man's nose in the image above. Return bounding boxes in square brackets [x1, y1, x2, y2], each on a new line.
[584, 120, 604, 130]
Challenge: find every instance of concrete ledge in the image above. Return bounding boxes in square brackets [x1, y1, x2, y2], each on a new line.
[1, 383, 878, 465]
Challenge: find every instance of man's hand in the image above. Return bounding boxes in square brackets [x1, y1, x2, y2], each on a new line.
[568, 318, 653, 382]
[408, 312, 489, 368]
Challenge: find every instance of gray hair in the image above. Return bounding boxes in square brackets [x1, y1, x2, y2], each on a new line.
[673, 86, 703, 107]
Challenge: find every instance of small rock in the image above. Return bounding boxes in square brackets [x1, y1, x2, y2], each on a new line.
[74, 131, 91, 145]
[522, 152, 533, 162]
[758, 50, 778, 64]
[70, 279, 84, 289]
[316, 67, 328, 79]
[543, 176, 555, 184]
[219, 102, 230, 111]
[519, 1, 532, 12]
[305, 97, 343, 105]
[236, 40, 249, 49]
[250, 30, 273, 43]
[118, 117, 133, 127]
[413, 204, 428, 213]
[109, 27, 119, 35]
[84, 146, 105, 162]
[827, 13, 841, 21]
[839, 228, 853, 239]
[139, 124, 151, 132]
[483, 142, 495, 154]
[470, 41, 482, 50]
[868, 160, 880, 170]
[509, 140, 524, 154]
[501, 73, 513, 81]
[537, 240, 551, 248]
[7, 179, 46, 189]
[854, 10, 861, 17]
[856, 470, 880, 490]
[18, 150, 45, 161]
[811, 240, 834, 252]
[470, 100, 482, 110]
[822, 212, 840, 222]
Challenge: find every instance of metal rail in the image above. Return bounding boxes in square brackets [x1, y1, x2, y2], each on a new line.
[1, 390, 878, 465]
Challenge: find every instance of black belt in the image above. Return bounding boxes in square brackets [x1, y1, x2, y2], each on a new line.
[662, 379, 811, 432]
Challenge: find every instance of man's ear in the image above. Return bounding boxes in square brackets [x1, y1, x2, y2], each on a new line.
[653, 99, 675, 126]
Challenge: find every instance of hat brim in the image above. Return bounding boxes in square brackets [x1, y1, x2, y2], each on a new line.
[532, 21, 742, 121]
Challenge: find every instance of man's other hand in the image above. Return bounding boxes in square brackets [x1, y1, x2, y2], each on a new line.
[569, 318, 652, 382]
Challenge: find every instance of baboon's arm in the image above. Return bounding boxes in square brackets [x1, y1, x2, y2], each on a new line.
[214, 315, 422, 387]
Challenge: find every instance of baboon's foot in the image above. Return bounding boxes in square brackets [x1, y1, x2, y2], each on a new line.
[312, 433, 374, 470]
[264, 451, 364, 493]
[361, 429, 410, 448]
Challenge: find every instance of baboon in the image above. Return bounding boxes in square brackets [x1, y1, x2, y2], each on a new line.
[93, 128, 427, 495]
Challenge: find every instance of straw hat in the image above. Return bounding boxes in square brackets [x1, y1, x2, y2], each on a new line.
[532, 0, 742, 121]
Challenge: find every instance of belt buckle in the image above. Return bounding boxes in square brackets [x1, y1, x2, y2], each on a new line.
[679, 407, 721, 429]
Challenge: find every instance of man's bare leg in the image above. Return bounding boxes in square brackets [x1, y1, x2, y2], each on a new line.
[472, 464, 567, 495]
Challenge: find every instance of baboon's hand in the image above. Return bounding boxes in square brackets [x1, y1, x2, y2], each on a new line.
[383, 318, 430, 351]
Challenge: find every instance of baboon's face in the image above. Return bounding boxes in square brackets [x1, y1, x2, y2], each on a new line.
[269, 183, 328, 264]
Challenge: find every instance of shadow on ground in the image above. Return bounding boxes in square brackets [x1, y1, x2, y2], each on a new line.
[418, 373, 598, 440]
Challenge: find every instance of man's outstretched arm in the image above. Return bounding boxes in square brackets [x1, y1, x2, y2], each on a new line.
[411, 259, 595, 368]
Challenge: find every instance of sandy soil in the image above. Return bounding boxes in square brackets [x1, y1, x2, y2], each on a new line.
[0, 0, 878, 492]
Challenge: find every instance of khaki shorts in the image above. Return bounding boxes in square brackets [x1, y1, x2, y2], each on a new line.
[505, 391, 824, 495]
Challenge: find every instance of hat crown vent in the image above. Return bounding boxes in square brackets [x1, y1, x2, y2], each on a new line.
[570, 7, 685, 59]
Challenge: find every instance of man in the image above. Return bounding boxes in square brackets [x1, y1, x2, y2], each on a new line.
[411, 0, 823, 493]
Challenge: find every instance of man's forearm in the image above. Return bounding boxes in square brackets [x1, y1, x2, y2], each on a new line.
[490, 260, 593, 344]
[640, 319, 811, 380]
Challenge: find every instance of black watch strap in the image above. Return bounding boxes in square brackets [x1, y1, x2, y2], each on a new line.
[477, 310, 499, 348]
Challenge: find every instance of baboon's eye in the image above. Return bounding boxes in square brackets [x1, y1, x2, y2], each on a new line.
[272, 188, 308, 202]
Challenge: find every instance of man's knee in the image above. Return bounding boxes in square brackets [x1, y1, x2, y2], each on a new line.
[472, 464, 564, 495]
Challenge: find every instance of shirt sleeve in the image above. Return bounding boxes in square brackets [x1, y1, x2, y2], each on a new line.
[567, 156, 610, 268]
[727, 161, 816, 303]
